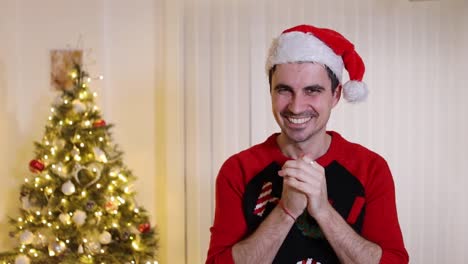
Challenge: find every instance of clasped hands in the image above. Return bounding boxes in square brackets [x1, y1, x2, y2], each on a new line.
[278, 155, 331, 220]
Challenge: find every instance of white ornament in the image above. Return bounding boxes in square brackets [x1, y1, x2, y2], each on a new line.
[93, 147, 108, 163]
[72, 210, 87, 226]
[78, 244, 84, 254]
[54, 138, 66, 150]
[61, 180, 76, 195]
[48, 240, 66, 256]
[19, 230, 34, 245]
[32, 231, 48, 247]
[21, 196, 31, 210]
[52, 96, 63, 107]
[86, 240, 101, 254]
[15, 255, 30, 264]
[99, 231, 112, 244]
[72, 100, 87, 113]
[59, 213, 71, 224]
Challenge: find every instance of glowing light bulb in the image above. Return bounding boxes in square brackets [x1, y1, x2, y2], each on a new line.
[131, 241, 140, 250]
[79, 91, 88, 99]
[118, 174, 128, 182]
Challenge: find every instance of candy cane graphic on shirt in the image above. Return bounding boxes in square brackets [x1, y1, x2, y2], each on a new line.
[253, 181, 278, 217]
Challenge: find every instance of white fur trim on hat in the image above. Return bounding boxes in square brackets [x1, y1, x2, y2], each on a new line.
[343, 80, 368, 102]
[266, 31, 344, 81]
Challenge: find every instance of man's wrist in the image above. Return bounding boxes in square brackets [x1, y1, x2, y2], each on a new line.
[313, 203, 334, 223]
[279, 200, 297, 221]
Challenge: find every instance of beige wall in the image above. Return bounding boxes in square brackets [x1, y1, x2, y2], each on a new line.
[1, 0, 467, 263]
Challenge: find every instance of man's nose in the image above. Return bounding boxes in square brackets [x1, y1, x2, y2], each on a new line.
[288, 94, 307, 114]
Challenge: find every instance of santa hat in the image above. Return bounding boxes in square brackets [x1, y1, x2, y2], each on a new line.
[266, 24, 368, 102]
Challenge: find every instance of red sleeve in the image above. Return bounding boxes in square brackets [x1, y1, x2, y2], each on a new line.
[206, 156, 247, 264]
[362, 156, 409, 264]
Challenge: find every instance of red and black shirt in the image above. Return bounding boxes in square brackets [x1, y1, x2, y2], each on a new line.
[207, 131, 408, 264]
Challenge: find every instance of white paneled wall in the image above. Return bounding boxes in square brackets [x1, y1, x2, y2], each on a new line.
[1, 0, 467, 263]
[180, 0, 468, 263]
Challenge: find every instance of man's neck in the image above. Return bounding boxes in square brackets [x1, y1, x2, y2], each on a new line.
[277, 132, 332, 160]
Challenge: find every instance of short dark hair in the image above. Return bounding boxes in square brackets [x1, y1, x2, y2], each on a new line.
[268, 63, 340, 94]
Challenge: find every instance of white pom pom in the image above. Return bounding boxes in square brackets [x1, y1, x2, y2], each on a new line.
[343, 81, 368, 103]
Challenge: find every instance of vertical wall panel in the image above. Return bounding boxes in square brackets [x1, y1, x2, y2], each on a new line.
[188, 0, 468, 263]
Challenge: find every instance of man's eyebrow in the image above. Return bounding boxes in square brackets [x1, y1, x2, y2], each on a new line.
[273, 84, 293, 91]
[304, 84, 325, 91]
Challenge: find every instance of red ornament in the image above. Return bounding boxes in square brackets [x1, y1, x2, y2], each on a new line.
[105, 201, 118, 211]
[29, 159, 45, 173]
[138, 223, 151, 233]
[93, 119, 106, 128]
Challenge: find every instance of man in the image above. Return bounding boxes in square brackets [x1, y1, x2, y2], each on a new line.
[206, 24, 408, 264]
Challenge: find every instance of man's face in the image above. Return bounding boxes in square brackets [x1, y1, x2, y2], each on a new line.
[271, 63, 341, 144]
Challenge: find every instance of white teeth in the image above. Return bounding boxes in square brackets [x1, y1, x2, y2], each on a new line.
[288, 117, 311, 124]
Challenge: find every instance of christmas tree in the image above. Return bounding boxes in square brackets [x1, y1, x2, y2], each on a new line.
[0, 59, 158, 264]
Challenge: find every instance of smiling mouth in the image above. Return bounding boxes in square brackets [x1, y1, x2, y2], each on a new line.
[286, 116, 312, 124]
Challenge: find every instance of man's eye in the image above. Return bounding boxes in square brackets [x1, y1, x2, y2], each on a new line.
[277, 88, 291, 94]
[305, 88, 320, 95]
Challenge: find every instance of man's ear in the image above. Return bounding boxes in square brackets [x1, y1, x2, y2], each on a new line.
[332, 84, 342, 107]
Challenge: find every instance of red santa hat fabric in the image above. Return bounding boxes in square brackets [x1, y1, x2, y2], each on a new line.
[266, 24, 368, 102]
